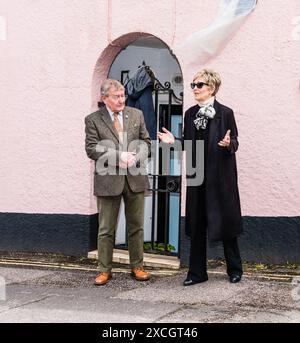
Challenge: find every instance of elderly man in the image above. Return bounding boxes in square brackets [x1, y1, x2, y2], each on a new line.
[85, 79, 151, 285]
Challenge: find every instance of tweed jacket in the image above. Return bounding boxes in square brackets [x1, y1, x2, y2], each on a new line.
[85, 106, 151, 196]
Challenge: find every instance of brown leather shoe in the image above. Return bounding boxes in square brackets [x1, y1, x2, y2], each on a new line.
[131, 268, 150, 281]
[94, 272, 112, 286]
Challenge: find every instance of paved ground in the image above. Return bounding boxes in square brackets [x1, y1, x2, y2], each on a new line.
[0, 263, 299, 323]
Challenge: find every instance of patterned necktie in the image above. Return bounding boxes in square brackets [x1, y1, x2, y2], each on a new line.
[113, 112, 123, 142]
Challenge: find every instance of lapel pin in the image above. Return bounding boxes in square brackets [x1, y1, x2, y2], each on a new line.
[125, 115, 128, 119]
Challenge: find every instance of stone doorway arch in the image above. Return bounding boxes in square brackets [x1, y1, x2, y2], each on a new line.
[90, 32, 184, 259]
[91, 32, 183, 110]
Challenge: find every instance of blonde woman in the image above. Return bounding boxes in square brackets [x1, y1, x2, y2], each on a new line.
[158, 69, 243, 285]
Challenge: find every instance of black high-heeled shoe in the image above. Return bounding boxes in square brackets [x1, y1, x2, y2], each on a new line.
[229, 274, 242, 283]
[183, 276, 208, 286]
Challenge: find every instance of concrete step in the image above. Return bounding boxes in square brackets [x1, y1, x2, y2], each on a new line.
[88, 249, 180, 270]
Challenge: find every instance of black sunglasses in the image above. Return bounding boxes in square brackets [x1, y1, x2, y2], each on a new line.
[190, 82, 209, 89]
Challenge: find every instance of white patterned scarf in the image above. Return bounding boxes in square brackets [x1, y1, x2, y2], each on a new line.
[194, 97, 216, 130]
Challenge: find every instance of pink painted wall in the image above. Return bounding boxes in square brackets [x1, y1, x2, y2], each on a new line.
[0, 0, 299, 216]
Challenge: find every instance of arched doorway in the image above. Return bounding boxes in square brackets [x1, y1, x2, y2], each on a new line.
[92, 33, 183, 257]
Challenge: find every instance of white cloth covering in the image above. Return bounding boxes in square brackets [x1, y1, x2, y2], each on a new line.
[178, 0, 257, 65]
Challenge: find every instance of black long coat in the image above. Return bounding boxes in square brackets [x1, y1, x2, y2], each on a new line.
[184, 100, 243, 242]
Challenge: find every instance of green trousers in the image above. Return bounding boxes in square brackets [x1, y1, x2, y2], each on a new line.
[97, 179, 145, 272]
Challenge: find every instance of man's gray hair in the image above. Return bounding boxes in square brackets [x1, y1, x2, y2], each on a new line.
[100, 79, 124, 97]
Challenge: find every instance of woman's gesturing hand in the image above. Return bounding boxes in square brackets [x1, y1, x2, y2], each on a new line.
[157, 127, 175, 144]
[218, 129, 231, 148]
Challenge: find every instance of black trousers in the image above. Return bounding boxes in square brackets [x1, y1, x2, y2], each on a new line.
[186, 185, 243, 281]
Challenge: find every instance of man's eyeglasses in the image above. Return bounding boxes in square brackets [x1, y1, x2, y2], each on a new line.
[108, 94, 126, 100]
[190, 82, 209, 89]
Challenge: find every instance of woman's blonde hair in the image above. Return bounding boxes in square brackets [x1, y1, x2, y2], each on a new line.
[193, 69, 221, 96]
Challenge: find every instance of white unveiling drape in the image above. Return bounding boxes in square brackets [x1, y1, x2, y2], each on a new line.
[177, 0, 257, 65]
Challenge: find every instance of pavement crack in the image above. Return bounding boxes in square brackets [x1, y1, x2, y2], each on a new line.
[0, 294, 56, 314]
[153, 305, 188, 323]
